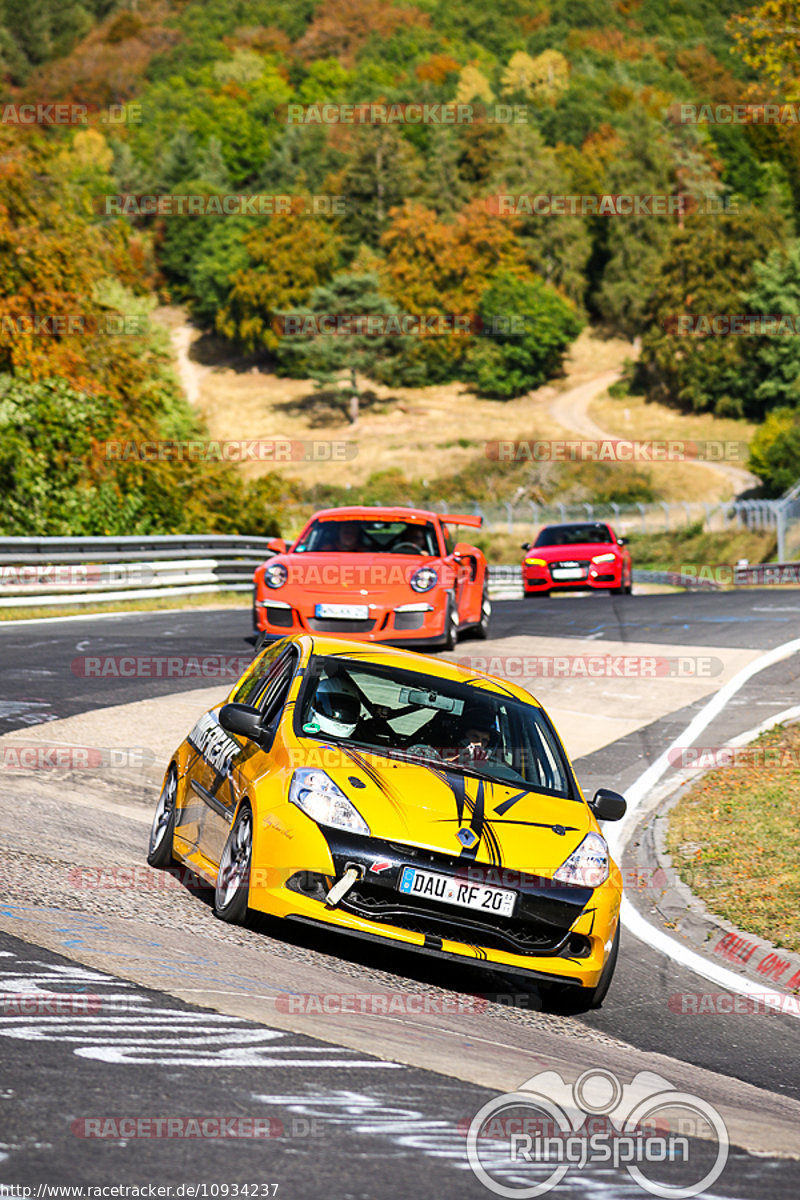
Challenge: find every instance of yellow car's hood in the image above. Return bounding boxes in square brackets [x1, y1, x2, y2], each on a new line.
[316, 744, 592, 874]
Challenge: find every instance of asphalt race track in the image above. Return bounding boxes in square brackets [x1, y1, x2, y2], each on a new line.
[1, 590, 799, 1197]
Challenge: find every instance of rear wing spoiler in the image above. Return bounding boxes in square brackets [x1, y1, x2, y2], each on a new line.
[441, 513, 482, 529]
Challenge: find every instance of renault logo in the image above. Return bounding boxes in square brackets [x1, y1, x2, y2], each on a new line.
[457, 827, 479, 849]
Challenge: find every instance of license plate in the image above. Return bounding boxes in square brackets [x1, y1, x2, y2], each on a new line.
[314, 603, 369, 619]
[398, 866, 516, 917]
[551, 567, 584, 580]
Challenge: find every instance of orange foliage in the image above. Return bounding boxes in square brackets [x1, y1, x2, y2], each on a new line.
[415, 53, 461, 84]
[295, 0, 430, 68]
[224, 25, 293, 59]
[567, 28, 663, 62]
[520, 11, 551, 33]
[380, 199, 528, 316]
[22, 0, 179, 107]
[0, 129, 144, 394]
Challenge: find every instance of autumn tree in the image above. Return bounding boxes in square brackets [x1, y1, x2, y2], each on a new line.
[638, 209, 787, 415]
[216, 209, 343, 352]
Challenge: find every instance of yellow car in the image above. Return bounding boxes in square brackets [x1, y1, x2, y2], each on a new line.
[147, 634, 627, 1007]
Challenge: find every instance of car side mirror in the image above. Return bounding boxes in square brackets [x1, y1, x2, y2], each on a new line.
[589, 788, 627, 821]
[219, 703, 264, 742]
[452, 541, 474, 562]
[617, 537, 627, 546]
[521, 542, 531, 551]
[266, 537, 287, 554]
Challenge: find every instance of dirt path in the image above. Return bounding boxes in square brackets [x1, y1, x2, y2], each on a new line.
[547, 367, 758, 498]
[160, 311, 755, 499]
[169, 321, 207, 407]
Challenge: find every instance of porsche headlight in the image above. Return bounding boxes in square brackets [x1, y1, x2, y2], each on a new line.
[410, 566, 438, 593]
[525, 557, 546, 566]
[264, 562, 288, 589]
[591, 553, 616, 564]
[289, 768, 370, 835]
[553, 832, 609, 888]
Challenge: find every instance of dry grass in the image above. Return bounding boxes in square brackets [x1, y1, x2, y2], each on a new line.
[590, 390, 755, 453]
[164, 314, 637, 490]
[667, 723, 800, 954]
[156, 311, 749, 507]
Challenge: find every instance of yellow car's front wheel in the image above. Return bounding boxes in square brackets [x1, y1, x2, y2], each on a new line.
[147, 766, 177, 870]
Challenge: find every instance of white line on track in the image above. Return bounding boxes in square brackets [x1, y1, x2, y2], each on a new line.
[608, 636, 800, 1019]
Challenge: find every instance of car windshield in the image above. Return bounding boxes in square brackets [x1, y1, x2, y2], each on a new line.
[534, 524, 613, 547]
[296, 657, 576, 798]
[294, 519, 438, 554]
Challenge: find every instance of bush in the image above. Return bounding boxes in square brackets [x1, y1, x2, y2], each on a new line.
[463, 273, 583, 398]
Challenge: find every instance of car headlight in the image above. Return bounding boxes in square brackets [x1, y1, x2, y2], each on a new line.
[553, 832, 609, 888]
[525, 557, 547, 566]
[289, 768, 370, 835]
[264, 562, 288, 589]
[410, 566, 438, 592]
[591, 553, 616, 564]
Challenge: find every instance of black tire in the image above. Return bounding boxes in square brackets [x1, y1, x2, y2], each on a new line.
[214, 803, 253, 924]
[474, 583, 491, 639]
[443, 595, 458, 651]
[147, 766, 178, 868]
[586, 924, 620, 1009]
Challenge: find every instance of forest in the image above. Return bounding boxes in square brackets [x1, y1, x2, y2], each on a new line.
[2, 0, 800, 533]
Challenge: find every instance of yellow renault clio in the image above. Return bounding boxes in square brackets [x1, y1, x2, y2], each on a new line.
[147, 634, 626, 1007]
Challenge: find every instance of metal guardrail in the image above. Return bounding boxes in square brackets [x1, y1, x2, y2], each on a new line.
[1, 539, 798, 610]
[0, 536, 275, 608]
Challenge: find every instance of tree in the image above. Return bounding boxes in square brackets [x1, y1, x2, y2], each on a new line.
[638, 209, 787, 415]
[500, 49, 569, 104]
[324, 124, 425, 250]
[729, 0, 800, 101]
[749, 407, 800, 495]
[593, 118, 684, 337]
[275, 273, 408, 423]
[463, 272, 583, 398]
[738, 240, 800, 417]
[216, 210, 343, 352]
[485, 124, 592, 309]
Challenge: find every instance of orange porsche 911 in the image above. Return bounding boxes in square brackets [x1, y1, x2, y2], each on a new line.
[253, 506, 491, 649]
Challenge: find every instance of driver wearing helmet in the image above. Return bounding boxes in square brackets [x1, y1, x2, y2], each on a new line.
[305, 674, 362, 739]
[451, 699, 497, 763]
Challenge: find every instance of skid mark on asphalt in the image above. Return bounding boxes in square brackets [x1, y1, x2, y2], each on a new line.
[0, 950, 399, 1069]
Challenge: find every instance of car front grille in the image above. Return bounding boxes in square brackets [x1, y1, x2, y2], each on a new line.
[338, 880, 587, 958]
[306, 618, 377, 633]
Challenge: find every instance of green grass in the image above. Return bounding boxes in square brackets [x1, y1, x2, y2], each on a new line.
[627, 525, 777, 574]
[667, 724, 800, 956]
[0, 591, 251, 622]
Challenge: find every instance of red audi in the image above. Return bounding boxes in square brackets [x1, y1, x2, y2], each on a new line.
[521, 522, 632, 596]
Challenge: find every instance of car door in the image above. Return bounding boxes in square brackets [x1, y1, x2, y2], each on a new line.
[438, 520, 470, 617]
[175, 640, 289, 860]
